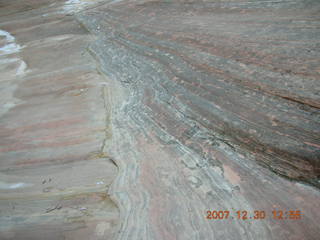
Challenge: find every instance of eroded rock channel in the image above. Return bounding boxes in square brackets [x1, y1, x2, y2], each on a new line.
[1, 0, 320, 240]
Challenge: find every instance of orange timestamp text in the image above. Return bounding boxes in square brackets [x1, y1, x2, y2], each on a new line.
[206, 210, 302, 220]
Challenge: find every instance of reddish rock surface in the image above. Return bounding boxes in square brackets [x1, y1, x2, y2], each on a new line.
[79, 0, 320, 239]
[0, 1, 119, 239]
[1, 0, 320, 240]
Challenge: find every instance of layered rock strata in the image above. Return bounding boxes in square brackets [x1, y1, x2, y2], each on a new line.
[0, 0, 319, 239]
[79, 0, 320, 239]
[0, 1, 119, 239]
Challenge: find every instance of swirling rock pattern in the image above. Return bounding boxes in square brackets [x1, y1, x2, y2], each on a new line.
[0, 0, 319, 239]
[78, 0, 320, 239]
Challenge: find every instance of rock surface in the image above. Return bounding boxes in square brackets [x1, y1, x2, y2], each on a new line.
[1, 0, 320, 240]
[0, 1, 119, 239]
[79, 0, 320, 239]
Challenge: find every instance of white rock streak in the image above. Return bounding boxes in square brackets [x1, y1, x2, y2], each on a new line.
[63, 0, 94, 14]
[0, 29, 27, 76]
[0, 30, 27, 117]
[0, 181, 31, 190]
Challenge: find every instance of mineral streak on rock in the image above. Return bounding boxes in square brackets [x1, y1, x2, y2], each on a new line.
[78, 0, 320, 239]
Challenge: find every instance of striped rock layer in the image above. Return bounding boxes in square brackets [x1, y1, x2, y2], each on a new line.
[79, 0, 320, 239]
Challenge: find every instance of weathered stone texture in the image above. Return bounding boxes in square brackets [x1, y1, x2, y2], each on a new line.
[79, 0, 320, 239]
